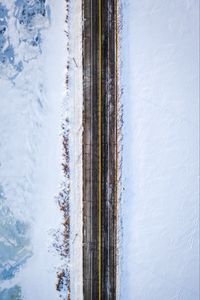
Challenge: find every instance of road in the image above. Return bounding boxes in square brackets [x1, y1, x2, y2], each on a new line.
[82, 0, 118, 299]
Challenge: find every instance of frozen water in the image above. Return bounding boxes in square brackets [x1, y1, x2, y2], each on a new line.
[0, 0, 66, 298]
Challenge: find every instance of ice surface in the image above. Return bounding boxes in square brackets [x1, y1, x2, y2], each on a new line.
[120, 0, 199, 299]
[0, 0, 68, 299]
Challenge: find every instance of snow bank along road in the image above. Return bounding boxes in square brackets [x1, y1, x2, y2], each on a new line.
[82, 0, 118, 299]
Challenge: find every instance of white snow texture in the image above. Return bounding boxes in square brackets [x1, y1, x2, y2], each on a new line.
[120, 0, 199, 299]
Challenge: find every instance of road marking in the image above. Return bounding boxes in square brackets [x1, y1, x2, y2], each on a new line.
[115, 1, 119, 298]
[107, 0, 110, 296]
[90, 1, 93, 298]
[98, 0, 102, 299]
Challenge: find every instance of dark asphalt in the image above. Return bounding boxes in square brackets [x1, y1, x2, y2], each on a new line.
[82, 0, 118, 299]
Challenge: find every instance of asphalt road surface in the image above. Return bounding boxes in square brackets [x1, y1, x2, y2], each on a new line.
[83, 0, 118, 299]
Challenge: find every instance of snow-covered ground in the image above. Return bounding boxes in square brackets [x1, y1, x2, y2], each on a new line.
[0, 0, 83, 299]
[120, 1, 199, 299]
[68, 0, 83, 299]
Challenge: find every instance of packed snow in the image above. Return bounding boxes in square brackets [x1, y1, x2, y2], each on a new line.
[119, 0, 199, 299]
